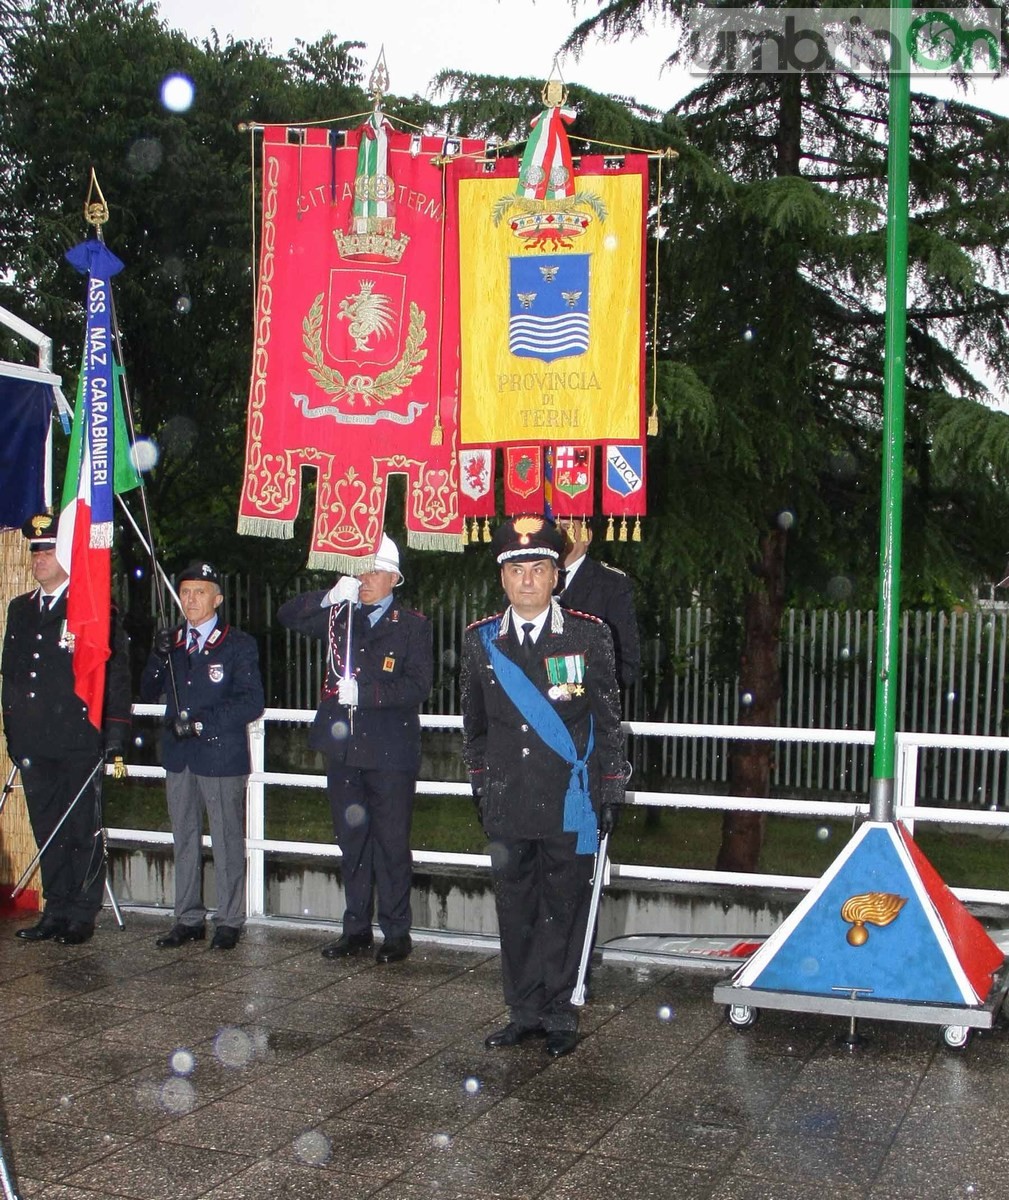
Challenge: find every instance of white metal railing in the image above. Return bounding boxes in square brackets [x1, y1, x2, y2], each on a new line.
[110, 706, 1009, 918]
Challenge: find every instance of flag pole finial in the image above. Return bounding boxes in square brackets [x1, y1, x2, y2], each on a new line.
[84, 168, 109, 228]
[369, 48, 390, 110]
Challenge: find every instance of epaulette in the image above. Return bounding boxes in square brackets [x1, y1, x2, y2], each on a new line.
[467, 612, 504, 631]
[563, 607, 604, 625]
[599, 561, 628, 576]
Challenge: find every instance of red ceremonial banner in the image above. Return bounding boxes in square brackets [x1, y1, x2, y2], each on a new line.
[239, 122, 482, 569]
[503, 445, 544, 514]
[545, 444, 595, 521]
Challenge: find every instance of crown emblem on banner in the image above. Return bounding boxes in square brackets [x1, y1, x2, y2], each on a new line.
[492, 193, 606, 251]
[335, 215, 410, 263]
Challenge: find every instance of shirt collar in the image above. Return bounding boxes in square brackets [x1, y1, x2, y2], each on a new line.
[39, 579, 69, 607]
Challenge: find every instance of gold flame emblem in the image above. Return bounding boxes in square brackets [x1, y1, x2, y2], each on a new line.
[841, 891, 908, 946]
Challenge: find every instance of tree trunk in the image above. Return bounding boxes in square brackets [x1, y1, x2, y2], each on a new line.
[716, 527, 787, 872]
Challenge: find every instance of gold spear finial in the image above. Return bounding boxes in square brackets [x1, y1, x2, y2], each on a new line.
[369, 47, 390, 109]
[84, 167, 109, 227]
[542, 58, 567, 108]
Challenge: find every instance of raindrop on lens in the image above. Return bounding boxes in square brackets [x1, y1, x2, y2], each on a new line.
[175, 295, 191, 315]
[293, 1131, 331, 1166]
[330, 720, 349, 741]
[742, 327, 755, 342]
[213, 1026, 254, 1068]
[816, 826, 831, 841]
[826, 575, 853, 602]
[441, 649, 458, 671]
[777, 509, 795, 531]
[126, 137, 163, 175]
[157, 1077, 196, 1114]
[345, 803, 366, 829]
[169, 1048, 195, 1076]
[947, 691, 956, 704]
[740, 692, 754, 707]
[657, 1005, 674, 1022]
[839, 647, 851, 662]
[463, 1076, 481, 1095]
[800, 955, 820, 977]
[131, 438, 160, 472]
[160, 72, 195, 113]
[432, 1133, 452, 1149]
[133, 735, 144, 748]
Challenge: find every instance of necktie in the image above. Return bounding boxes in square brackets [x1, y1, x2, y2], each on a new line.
[187, 628, 200, 655]
[520, 622, 537, 664]
[553, 568, 568, 597]
[41, 594, 53, 612]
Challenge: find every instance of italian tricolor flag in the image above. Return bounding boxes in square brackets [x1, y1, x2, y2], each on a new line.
[56, 239, 140, 729]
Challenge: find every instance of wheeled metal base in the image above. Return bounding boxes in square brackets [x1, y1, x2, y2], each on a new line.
[714, 960, 1009, 1051]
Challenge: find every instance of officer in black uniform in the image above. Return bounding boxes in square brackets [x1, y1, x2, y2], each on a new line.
[277, 534, 433, 965]
[1, 513, 131, 944]
[461, 515, 626, 1057]
[140, 561, 265, 950]
[556, 519, 640, 690]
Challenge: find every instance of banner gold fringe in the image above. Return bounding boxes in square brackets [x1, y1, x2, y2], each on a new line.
[236, 515, 295, 539]
[407, 531, 463, 553]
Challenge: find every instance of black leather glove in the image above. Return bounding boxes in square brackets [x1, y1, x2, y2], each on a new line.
[154, 626, 175, 658]
[172, 717, 201, 740]
[598, 802, 620, 836]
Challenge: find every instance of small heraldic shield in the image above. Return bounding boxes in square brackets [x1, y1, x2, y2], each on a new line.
[209, 663, 225, 684]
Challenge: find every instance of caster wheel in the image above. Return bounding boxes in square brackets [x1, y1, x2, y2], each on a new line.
[727, 1003, 759, 1029]
[942, 1024, 970, 1050]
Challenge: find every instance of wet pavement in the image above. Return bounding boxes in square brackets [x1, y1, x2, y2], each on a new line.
[1, 908, 1006, 1199]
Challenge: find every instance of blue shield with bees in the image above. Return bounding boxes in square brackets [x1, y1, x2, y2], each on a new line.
[509, 255, 589, 363]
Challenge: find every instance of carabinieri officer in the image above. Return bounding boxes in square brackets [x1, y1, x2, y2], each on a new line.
[461, 515, 627, 1058]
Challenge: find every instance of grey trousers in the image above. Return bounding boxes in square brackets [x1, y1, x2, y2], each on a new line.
[166, 768, 247, 929]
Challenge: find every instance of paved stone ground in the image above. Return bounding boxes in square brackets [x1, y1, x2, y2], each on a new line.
[1, 909, 1007, 1199]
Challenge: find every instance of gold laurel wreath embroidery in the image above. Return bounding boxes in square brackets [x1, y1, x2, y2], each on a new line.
[491, 191, 608, 227]
[302, 293, 427, 407]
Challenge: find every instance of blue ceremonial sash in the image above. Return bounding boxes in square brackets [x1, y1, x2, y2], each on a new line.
[478, 622, 598, 855]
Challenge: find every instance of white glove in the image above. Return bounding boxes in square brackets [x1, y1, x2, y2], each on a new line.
[337, 676, 359, 707]
[325, 576, 361, 607]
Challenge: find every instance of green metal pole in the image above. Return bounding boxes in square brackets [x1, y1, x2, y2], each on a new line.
[869, 0, 912, 823]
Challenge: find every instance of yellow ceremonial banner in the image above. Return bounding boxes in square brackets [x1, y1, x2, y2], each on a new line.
[458, 158, 647, 447]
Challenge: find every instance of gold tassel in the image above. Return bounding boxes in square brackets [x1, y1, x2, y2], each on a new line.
[648, 400, 659, 437]
[461, 521, 470, 545]
[482, 518, 491, 542]
[619, 517, 628, 542]
[606, 515, 615, 541]
[431, 413, 443, 446]
[632, 517, 641, 542]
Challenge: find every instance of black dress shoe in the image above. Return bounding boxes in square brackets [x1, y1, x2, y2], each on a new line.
[210, 926, 240, 950]
[15, 916, 67, 942]
[545, 1030, 579, 1058]
[375, 934, 412, 964]
[55, 922, 94, 946]
[320, 930, 374, 960]
[156, 923, 206, 948]
[484, 1023, 545, 1050]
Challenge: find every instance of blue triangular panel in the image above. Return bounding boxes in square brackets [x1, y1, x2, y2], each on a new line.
[747, 825, 967, 1004]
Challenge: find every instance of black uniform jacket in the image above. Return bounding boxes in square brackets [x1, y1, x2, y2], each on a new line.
[2, 588, 131, 761]
[277, 591, 433, 774]
[559, 554, 641, 689]
[139, 621, 265, 777]
[461, 601, 625, 842]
